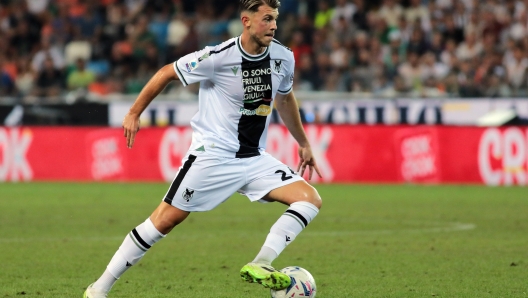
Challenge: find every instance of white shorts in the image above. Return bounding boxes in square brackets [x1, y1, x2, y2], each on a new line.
[162, 151, 304, 212]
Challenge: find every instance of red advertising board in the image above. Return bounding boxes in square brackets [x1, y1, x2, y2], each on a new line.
[0, 126, 527, 185]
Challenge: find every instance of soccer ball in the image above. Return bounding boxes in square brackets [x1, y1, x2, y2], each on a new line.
[270, 266, 316, 298]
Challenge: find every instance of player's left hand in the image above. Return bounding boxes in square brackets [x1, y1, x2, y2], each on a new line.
[122, 113, 140, 149]
[297, 146, 322, 180]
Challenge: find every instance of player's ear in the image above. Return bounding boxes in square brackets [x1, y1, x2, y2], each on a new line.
[241, 11, 251, 28]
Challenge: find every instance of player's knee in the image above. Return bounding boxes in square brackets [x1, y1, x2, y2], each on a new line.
[299, 185, 322, 210]
[153, 217, 178, 234]
[151, 212, 189, 234]
[150, 202, 190, 234]
[310, 188, 322, 210]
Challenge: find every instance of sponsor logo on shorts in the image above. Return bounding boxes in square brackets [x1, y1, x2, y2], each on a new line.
[238, 105, 271, 116]
[182, 187, 194, 202]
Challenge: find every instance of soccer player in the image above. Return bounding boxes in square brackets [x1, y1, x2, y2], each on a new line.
[84, 0, 322, 296]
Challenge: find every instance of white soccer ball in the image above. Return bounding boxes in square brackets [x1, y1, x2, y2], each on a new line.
[270, 266, 316, 298]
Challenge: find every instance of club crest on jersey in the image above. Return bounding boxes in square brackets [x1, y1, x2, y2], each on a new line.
[273, 60, 282, 73]
[185, 60, 198, 72]
[182, 188, 194, 202]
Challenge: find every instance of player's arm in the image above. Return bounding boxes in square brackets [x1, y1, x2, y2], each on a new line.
[123, 64, 179, 148]
[274, 91, 322, 179]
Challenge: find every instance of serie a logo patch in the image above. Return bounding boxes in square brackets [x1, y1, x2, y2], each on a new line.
[185, 60, 198, 72]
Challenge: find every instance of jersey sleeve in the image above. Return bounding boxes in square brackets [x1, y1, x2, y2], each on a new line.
[173, 47, 214, 86]
[277, 57, 295, 95]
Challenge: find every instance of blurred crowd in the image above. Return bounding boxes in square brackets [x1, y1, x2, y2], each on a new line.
[1, 0, 528, 103]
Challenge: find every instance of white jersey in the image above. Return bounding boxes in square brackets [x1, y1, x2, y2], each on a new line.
[173, 36, 294, 158]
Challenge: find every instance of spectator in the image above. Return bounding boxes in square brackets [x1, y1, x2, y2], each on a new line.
[50, 3, 75, 47]
[505, 44, 528, 94]
[440, 38, 458, 70]
[509, 11, 528, 41]
[443, 72, 460, 97]
[0, 55, 15, 96]
[166, 13, 189, 49]
[123, 0, 147, 21]
[314, 52, 333, 91]
[350, 30, 369, 64]
[31, 38, 65, 72]
[383, 29, 406, 63]
[329, 39, 348, 70]
[481, 6, 504, 40]
[128, 16, 157, 65]
[314, 1, 333, 29]
[26, 0, 50, 16]
[296, 53, 319, 91]
[398, 51, 426, 91]
[331, 0, 356, 30]
[395, 15, 413, 44]
[378, 75, 413, 98]
[34, 56, 63, 97]
[290, 31, 311, 65]
[67, 58, 96, 90]
[441, 16, 464, 45]
[65, 28, 93, 66]
[332, 16, 355, 45]
[9, 19, 40, 57]
[369, 37, 384, 65]
[453, 1, 470, 30]
[455, 30, 483, 61]
[457, 59, 481, 97]
[464, 11, 483, 38]
[14, 58, 35, 97]
[352, 0, 369, 32]
[428, 30, 444, 59]
[310, 29, 331, 56]
[351, 48, 381, 92]
[422, 51, 449, 81]
[384, 50, 402, 81]
[378, 0, 403, 28]
[405, 0, 431, 32]
[483, 73, 512, 97]
[406, 27, 429, 56]
[421, 76, 446, 98]
[73, 3, 103, 41]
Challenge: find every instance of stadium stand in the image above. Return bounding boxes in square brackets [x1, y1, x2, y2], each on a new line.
[1, 0, 528, 103]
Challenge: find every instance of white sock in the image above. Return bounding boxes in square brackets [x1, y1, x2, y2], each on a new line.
[253, 201, 319, 265]
[92, 218, 165, 292]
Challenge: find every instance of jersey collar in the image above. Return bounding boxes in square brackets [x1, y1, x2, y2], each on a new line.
[236, 36, 270, 61]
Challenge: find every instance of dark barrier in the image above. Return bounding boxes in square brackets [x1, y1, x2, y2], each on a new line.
[0, 103, 108, 126]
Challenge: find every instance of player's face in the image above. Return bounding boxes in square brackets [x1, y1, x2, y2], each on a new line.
[248, 5, 278, 48]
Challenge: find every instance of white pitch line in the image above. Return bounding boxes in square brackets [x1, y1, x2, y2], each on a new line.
[0, 236, 126, 243]
[304, 222, 476, 236]
[0, 222, 476, 243]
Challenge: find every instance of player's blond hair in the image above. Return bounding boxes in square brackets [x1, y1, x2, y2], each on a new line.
[239, 0, 281, 13]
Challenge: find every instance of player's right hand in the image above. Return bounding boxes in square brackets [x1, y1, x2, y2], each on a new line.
[297, 146, 322, 180]
[122, 113, 140, 149]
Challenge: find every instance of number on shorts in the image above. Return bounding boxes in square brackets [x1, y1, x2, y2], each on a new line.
[275, 169, 293, 181]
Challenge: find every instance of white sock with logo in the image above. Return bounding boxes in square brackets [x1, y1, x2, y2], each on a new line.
[92, 218, 165, 292]
[253, 201, 319, 265]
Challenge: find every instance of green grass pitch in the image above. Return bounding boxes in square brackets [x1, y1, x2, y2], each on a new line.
[1, 183, 527, 297]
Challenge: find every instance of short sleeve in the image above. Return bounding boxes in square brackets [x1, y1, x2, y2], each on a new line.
[277, 58, 295, 95]
[173, 47, 215, 86]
